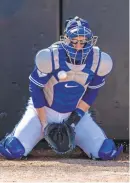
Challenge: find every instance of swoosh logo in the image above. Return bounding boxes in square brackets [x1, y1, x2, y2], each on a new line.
[65, 84, 78, 88]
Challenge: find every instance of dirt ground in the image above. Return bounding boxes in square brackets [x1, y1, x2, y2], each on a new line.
[0, 149, 129, 183]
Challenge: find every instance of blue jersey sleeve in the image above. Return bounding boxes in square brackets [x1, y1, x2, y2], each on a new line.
[29, 66, 51, 108]
[82, 87, 99, 106]
[29, 81, 46, 108]
[88, 74, 106, 89]
[82, 74, 107, 106]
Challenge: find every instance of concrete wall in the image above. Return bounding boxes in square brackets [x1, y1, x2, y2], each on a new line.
[0, 0, 59, 138]
[0, 0, 128, 139]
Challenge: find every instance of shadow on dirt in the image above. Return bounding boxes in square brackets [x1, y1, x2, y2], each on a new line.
[1, 147, 126, 168]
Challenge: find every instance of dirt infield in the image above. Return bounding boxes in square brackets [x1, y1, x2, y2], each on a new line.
[0, 149, 129, 182]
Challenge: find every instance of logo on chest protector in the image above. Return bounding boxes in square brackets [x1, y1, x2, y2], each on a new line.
[65, 83, 78, 88]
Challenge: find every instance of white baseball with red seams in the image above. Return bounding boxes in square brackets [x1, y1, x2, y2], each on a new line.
[58, 71, 67, 79]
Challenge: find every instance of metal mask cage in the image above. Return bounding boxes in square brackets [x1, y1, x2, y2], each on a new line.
[60, 34, 98, 65]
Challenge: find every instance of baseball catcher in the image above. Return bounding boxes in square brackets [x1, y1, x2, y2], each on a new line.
[0, 16, 123, 160]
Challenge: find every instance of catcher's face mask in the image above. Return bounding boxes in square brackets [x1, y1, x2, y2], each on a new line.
[60, 16, 98, 65]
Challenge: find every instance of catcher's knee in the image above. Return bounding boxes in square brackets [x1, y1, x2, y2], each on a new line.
[0, 135, 25, 160]
[98, 139, 123, 160]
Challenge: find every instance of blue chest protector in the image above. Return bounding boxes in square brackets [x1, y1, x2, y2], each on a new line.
[42, 43, 100, 113]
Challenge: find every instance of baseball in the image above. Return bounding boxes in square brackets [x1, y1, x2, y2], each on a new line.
[58, 70, 67, 80]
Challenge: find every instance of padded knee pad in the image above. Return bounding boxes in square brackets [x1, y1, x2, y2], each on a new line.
[98, 139, 123, 160]
[0, 135, 25, 160]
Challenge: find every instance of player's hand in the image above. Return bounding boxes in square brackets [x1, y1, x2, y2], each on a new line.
[65, 108, 85, 126]
[41, 121, 47, 133]
[65, 111, 81, 126]
[44, 122, 75, 154]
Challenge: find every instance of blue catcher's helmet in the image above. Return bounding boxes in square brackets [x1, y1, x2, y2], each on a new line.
[60, 16, 98, 65]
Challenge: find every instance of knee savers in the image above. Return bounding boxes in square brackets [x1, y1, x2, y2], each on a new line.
[98, 139, 123, 160]
[0, 135, 25, 160]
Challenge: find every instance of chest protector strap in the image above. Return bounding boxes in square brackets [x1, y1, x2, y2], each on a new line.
[50, 44, 100, 74]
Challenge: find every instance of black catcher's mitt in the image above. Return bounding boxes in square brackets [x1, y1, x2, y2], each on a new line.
[44, 122, 75, 154]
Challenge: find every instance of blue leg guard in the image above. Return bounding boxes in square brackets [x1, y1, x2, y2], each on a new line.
[98, 139, 123, 160]
[0, 135, 25, 160]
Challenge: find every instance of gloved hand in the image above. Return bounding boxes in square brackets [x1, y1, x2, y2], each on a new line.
[44, 122, 75, 154]
[65, 108, 85, 127]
